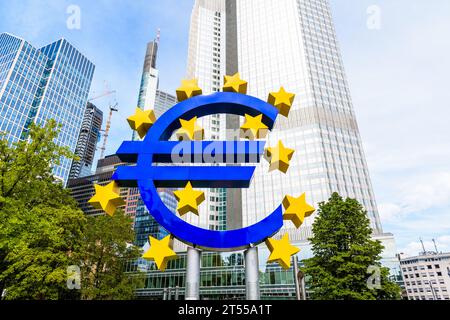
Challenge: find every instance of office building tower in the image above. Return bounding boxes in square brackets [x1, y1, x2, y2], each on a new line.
[132, 32, 178, 246]
[182, 0, 229, 236]
[67, 155, 130, 217]
[68, 154, 176, 234]
[135, 31, 177, 120]
[132, 0, 399, 300]
[137, 39, 159, 115]
[154, 90, 177, 118]
[400, 251, 450, 300]
[229, 0, 383, 238]
[0, 33, 95, 185]
[69, 102, 103, 179]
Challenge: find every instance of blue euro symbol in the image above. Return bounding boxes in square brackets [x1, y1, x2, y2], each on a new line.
[113, 92, 283, 251]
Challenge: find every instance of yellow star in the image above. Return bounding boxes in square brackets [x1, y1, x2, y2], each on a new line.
[176, 79, 202, 102]
[266, 234, 300, 270]
[173, 182, 205, 216]
[240, 114, 269, 140]
[223, 73, 248, 94]
[88, 182, 125, 217]
[282, 193, 315, 229]
[142, 236, 177, 272]
[176, 117, 204, 141]
[127, 108, 156, 139]
[264, 140, 295, 173]
[268, 87, 296, 117]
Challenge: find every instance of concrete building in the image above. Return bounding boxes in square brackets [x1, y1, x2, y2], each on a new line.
[400, 252, 450, 300]
[0, 33, 95, 185]
[69, 102, 103, 179]
[67, 155, 130, 217]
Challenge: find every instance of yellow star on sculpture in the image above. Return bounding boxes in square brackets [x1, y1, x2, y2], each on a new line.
[142, 235, 177, 272]
[176, 79, 202, 102]
[266, 234, 300, 270]
[127, 108, 156, 139]
[88, 182, 125, 217]
[173, 182, 206, 216]
[268, 87, 296, 117]
[282, 193, 315, 229]
[264, 140, 295, 173]
[223, 73, 248, 94]
[240, 114, 269, 140]
[176, 117, 205, 141]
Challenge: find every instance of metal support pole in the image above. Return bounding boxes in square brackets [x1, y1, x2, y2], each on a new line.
[167, 287, 172, 300]
[185, 247, 201, 300]
[293, 255, 301, 300]
[162, 288, 167, 301]
[175, 286, 180, 301]
[245, 246, 260, 300]
[300, 274, 306, 300]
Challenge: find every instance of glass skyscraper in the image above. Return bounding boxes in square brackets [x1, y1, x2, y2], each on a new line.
[182, 0, 385, 239]
[0, 33, 95, 185]
[132, 33, 178, 247]
[132, 0, 398, 300]
[69, 102, 103, 179]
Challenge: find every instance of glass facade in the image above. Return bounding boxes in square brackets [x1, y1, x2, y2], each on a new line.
[131, 0, 396, 299]
[127, 250, 301, 300]
[132, 35, 178, 247]
[235, 0, 383, 239]
[182, 0, 229, 251]
[0, 33, 95, 185]
[69, 102, 103, 179]
[67, 155, 130, 217]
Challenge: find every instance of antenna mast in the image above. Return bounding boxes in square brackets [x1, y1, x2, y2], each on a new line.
[432, 239, 439, 254]
[420, 238, 426, 254]
[156, 28, 161, 44]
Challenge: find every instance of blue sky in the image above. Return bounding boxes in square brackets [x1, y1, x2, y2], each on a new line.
[1, 0, 449, 256]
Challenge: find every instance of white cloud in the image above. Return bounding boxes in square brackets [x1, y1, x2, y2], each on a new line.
[332, 1, 450, 253]
[401, 236, 450, 257]
[378, 171, 450, 223]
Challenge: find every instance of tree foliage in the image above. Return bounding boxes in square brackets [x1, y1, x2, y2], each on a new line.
[302, 192, 401, 300]
[0, 120, 85, 299]
[0, 121, 141, 300]
[78, 211, 143, 300]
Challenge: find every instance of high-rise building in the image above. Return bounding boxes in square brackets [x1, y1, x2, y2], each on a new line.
[135, 32, 177, 119]
[68, 154, 176, 235]
[234, 0, 382, 237]
[69, 102, 103, 179]
[0, 33, 95, 185]
[154, 90, 177, 118]
[132, 0, 400, 300]
[132, 32, 178, 246]
[181, 0, 229, 241]
[400, 252, 450, 300]
[183, 0, 389, 240]
[136, 39, 159, 115]
[67, 155, 130, 217]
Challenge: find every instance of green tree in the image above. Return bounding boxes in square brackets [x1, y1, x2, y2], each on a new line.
[0, 121, 141, 300]
[0, 120, 143, 300]
[78, 210, 143, 300]
[302, 192, 401, 300]
[0, 120, 86, 299]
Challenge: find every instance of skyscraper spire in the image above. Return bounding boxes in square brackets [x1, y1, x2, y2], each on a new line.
[156, 28, 161, 45]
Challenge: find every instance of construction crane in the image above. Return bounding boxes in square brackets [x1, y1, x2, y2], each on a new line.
[87, 85, 119, 159]
[99, 103, 119, 159]
[88, 90, 117, 103]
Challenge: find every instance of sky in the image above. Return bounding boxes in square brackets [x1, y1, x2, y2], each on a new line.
[1, 0, 449, 257]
